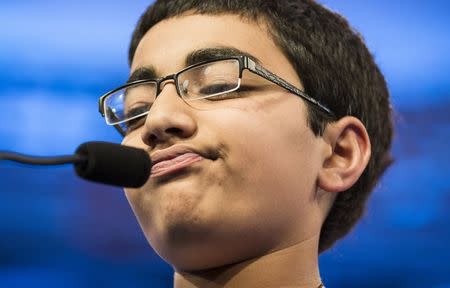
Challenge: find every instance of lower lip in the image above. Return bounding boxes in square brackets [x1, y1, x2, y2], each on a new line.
[151, 153, 204, 178]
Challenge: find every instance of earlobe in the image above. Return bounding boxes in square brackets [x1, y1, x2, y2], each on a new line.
[317, 116, 371, 193]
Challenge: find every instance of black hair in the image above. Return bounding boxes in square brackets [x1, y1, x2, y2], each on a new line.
[128, 0, 393, 253]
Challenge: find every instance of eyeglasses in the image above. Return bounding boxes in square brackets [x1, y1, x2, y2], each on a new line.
[99, 56, 334, 136]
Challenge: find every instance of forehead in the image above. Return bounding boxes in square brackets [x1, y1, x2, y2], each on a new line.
[131, 13, 300, 86]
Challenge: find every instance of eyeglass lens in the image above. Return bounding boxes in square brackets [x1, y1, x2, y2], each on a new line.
[104, 59, 241, 129]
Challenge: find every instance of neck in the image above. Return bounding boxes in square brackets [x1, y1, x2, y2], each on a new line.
[173, 234, 322, 288]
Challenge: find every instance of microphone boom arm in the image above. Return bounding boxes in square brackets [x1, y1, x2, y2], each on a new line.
[0, 152, 86, 165]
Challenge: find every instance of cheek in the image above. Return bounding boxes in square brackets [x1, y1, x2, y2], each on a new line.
[123, 187, 153, 225]
[121, 134, 157, 230]
[211, 98, 319, 208]
[121, 130, 143, 147]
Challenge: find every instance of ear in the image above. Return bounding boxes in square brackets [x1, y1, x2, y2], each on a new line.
[317, 116, 371, 193]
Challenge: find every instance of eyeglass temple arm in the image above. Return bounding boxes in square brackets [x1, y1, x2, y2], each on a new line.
[245, 58, 334, 116]
[98, 95, 106, 116]
[114, 124, 126, 137]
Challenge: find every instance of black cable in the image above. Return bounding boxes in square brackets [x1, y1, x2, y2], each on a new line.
[0, 152, 86, 166]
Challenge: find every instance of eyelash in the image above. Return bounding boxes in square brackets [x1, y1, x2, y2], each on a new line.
[124, 115, 146, 134]
[204, 85, 255, 101]
[124, 105, 151, 133]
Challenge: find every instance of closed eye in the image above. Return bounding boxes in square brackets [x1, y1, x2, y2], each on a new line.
[203, 85, 256, 100]
[124, 115, 146, 134]
[124, 104, 151, 119]
[199, 83, 238, 95]
[124, 104, 151, 133]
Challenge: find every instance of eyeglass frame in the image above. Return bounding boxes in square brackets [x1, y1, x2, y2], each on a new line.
[98, 55, 335, 136]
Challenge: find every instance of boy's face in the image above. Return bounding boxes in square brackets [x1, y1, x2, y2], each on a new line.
[123, 13, 327, 270]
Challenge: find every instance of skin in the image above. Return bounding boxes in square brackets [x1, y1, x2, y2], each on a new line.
[122, 13, 371, 288]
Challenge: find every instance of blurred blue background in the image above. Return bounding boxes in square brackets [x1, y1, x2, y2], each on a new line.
[1, 0, 449, 287]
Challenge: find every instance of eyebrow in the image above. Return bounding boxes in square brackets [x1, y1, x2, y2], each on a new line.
[127, 46, 260, 83]
[185, 46, 260, 66]
[127, 66, 157, 83]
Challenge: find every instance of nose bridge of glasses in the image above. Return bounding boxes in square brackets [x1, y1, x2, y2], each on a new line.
[156, 74, 178, 97]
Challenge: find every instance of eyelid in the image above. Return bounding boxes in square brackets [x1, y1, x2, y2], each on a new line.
[127, 101, 151, 109]
[125, 102, 151, 117]
[125, 116, 147, 134]
[203, 85, 256, 100]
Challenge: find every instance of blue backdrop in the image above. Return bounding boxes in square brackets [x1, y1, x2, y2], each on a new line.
[1, 1, 449, 287]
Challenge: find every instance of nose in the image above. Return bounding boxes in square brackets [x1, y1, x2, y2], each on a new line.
[140, 81, 197, 147]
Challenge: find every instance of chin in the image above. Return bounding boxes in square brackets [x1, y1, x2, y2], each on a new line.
[153, 236, 250, 272]
[145, 211, 273, 272]
[144, 202, 217, 267]
[149, 221, 222, 271]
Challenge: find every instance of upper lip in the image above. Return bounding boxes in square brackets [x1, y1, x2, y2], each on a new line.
[150, 145, 206, 165]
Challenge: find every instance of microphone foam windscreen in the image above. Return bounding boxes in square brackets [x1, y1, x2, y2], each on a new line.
[74, 142, 151, 188]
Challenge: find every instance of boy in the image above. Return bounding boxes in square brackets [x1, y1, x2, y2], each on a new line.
[99, 0, 393, 287]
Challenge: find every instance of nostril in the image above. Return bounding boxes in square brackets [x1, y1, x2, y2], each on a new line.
[165, 127, 183, 136]
[149, 134, 158, 144]
[144, 127, 184, 147]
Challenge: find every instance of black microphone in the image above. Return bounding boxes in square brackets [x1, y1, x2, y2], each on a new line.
[0, 142, 152, 188]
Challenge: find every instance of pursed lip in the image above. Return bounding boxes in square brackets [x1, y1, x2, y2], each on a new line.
[150, 145, 208, 166]
[149, 145, 209, 179]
